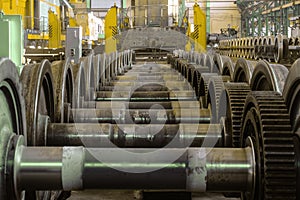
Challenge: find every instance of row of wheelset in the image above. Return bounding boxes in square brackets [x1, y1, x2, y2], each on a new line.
[0, 48, 207, 200]
[0, 49, 133, 199]
[169, 49, 300, 199]
[1, 46, 300, 200]
[26, 49, 133, 141]
[218, 34, 300, 64]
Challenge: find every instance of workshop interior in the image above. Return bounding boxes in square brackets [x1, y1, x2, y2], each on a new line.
[0, 0, 300, 199]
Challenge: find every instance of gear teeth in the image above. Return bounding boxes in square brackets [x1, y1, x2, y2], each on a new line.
[242, 91, 296, 200]
[178, 59, 188, 75]
[187, 64, 195, 83]
[207, 76, 226, 123]
[191, 66, 209, 97]
[198, 73, 212, 106]
[222, 83, 251, 147]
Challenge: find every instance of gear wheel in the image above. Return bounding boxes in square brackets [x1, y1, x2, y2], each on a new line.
[191, 66, 210, 94]
[198, 73, 218, 108]
[187, 64, 196, 83]
[207, 76, 231, 123]
[241, 91, 296, 200]
[178, 59, 188, 74]
[218, 82, 250, 147]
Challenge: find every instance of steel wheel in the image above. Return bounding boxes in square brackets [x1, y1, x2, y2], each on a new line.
[233, 58, 256, 85]
[51, 59, 74, 123]
[0, 58, 26, 139]
[240, 91, 296, 200]
[207, 76, 230, 123]
[221, 57, 234, 81]
[0, 60, 26, 200]
[250, 60, 288, 93]
[21, 60, 70, 199]
[283, 58, 300, 133]
[72, 61, 86, 108]
[20, 60, 55, 146]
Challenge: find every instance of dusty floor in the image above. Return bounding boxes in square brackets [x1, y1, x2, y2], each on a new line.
[69, 190, 240, 200]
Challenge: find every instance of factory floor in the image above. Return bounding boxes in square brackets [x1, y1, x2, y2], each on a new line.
[69, 190, 240, 200]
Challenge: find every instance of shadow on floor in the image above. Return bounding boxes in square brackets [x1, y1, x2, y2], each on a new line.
[69, 190, 240, 200]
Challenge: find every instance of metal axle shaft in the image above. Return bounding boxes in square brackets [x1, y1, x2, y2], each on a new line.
[95, 91, 196, 101]
[46, 123, 223, 147]
[83, 101, 201, 109]
[68, 108, 211, 124]
[13, 142, 254, 193]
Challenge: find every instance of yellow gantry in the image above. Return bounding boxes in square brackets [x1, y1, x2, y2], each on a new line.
[105, 4, 118, 54]
[193, 3, 206, 52]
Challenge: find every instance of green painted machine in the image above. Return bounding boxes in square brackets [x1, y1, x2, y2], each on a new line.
[0, 12, 23, 72]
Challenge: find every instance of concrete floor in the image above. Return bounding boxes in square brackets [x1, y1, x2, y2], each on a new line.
[69, 190, 240, 200]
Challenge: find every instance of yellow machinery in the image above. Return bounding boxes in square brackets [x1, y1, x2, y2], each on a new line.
[0, 0, 30, 28]
[105, 4, 118, 54]
[69, 13, 87, 39]
[0, 0, 64, 48]
[0, 0, 26, 15]
[69, 0, 82, 3]
[69, 0, 88, 30]
[69, 0, 93, 40]
[48, 10, 62, 48]
[121, 16, 130, 30]
[184, 3, 207, 52]
[67, 0, 104, 49]
[192, 3, 206, 52]
[0, 0, 86, 49]
[69, 12, 102, 47]
[69, 0, 89, 8]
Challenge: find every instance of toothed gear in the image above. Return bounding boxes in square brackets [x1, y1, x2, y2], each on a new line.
[193, 68, 203, 93]
[241, 91, 296, 200]
[219, 83, 251, 147]
[174, 58, 181, 71]
[178, 59, 188, 74]
[191, 66, 210, 94]
[187, 64, 196, 83]
[182, 62, 188, 78]
[198, 73, 217, 107]
[207, 76, 225, 123]
[207, 76, 231, 123]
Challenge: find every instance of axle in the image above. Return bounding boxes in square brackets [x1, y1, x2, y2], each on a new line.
[99, 85, 189, 91]
[68, 108, 211, 124]
[8, 134, 255, 194]
[46, 123, 223, 147]
[107, 81, 188, 88]
[95, 91, 196, 101]
[115, 74, 185, 81]
[83, 101, 201, 109]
